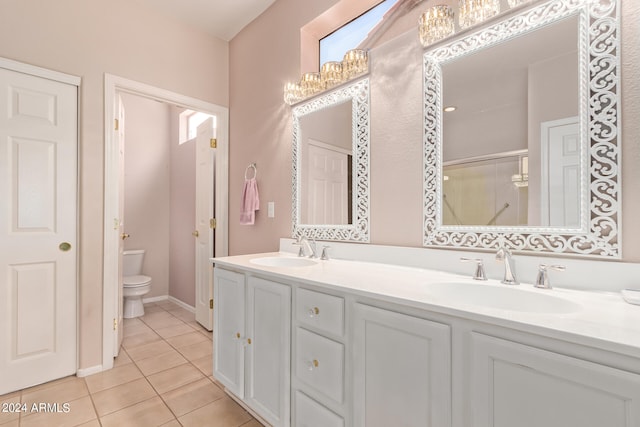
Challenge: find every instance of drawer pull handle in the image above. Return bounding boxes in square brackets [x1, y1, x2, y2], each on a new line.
[306, 359, 319, 371]
[308, 307, 320, 317]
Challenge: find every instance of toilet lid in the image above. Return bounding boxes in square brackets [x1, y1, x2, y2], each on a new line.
[123, 275, 151, 286]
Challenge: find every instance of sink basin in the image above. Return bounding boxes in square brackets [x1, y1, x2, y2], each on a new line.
[427, 282, 581, 314]
[250, 256, 318, 268]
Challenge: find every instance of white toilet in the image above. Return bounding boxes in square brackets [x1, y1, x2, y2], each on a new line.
[123, 249, 152, 318]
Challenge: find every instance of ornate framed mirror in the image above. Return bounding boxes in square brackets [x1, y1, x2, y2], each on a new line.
[292, 77, 370, 242]
[423, 0, 620, 257]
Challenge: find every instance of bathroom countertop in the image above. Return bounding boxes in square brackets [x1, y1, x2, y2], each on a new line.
[212, 252, 640, 359]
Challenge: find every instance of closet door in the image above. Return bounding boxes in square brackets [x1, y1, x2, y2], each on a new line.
[0, 66, 78, 394]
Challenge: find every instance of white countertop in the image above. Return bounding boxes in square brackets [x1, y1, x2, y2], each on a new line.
[212, 252, 640, 359]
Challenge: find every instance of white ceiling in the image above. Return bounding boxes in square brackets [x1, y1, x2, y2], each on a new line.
[135, 0, 277, 41]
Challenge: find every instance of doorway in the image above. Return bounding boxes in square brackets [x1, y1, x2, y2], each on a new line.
[103, 75, 228, 371]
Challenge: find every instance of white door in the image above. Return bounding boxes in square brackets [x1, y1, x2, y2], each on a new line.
[0, 67, 77, 394]
[471, 333, 640, 427]
[195, 117, 215, 330]
[353, 303, 451, 427]
[213, 268, 245, 398]
[305, 141, 349, 224]
[541, 117, 580, 227]
[245, 277, 291, 427]
[114, 95, 126, 356]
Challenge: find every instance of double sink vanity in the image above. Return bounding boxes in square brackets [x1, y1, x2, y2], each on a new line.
[212, 0, 638, 425]
[212, 245, 640, 427]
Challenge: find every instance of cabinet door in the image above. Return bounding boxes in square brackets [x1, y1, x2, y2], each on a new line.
[213, 268, 245, 398]
[246, 277, 291, 427]
[471, 333, 640, 427]
[353, 303, 451, 427]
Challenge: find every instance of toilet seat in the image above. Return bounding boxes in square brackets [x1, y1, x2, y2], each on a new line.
[123, 275, 151, 287]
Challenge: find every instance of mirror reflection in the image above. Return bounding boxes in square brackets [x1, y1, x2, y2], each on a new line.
[292, 77, 369, 242]
[299, 100, 353, 225]
[441, 15, 579, 227]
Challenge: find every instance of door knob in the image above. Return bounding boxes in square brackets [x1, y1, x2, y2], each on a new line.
[121, 233, 130, 240]
[59, 242, 72, 252]
[192, 230, 199, 237]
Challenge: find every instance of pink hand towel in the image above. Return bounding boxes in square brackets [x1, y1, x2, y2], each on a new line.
[240, 177, 260, 225]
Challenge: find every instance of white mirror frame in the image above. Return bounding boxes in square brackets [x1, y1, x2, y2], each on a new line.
[292, 77, 370, 242]
[423, 0, 620, 258]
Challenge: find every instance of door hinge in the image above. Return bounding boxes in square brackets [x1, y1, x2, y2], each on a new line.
[114, 118, 119, 131]
[210, 218, 217, 229]
[210, 138, 217, 148]
[113, 318, 118, 331]
[209, 299, 214, 309]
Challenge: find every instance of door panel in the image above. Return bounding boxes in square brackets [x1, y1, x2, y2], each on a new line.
[213, 268, 245, 398]
[471, 333, 640, 427]
[0, 67, 77, 395]
[195, 117, 215, 330]
[353, 303, 451, 427]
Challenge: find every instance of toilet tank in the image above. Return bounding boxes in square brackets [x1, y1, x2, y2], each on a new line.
[123, 249, 145, 276]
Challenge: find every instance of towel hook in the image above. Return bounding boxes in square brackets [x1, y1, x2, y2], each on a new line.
[245, 163, 257, 180]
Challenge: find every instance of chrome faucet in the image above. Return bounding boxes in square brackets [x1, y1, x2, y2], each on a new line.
[460, 257, 487, 280]
[495, 247, 518, 285]
[293, 236, 317, 258]
[534, 264, 565, 289]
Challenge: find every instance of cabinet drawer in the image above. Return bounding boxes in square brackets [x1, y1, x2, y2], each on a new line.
[296, 288, 344, 336]
[295, 328, 344, 403]
[295, 391, 344, 427]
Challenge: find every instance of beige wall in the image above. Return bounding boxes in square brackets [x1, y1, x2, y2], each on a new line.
[121, 93, 171, 300]
[229, 0, 640, 258]
[0, 0, 228, 369]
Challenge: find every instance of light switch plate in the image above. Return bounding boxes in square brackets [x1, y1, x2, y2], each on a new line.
[268, 202, 275, 218]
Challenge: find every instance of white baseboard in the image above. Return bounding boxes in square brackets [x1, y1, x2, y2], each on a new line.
[142, 295, 168, 304]
[76, 365, 103, 378]
[168, 296, 195, 313]
[141, 294, 195, 313]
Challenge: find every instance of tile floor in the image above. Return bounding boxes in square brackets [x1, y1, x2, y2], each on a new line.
[0, 300, 261, 427]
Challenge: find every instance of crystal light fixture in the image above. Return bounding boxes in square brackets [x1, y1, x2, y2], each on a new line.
[419, 5, 455, 47]
[283, 82, 301, 105]
[342, 49, 369, 80]
[284, 49, 369, 106]
[321, 61, 343, 89]
[299, 72, 322, 98]
[458, 0, 500, 29]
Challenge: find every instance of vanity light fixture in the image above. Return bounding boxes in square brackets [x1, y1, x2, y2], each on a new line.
[284, 49, 369, 106]
[443, 105, 457, 112]
[419, 5, 455, 47]
[284, 82, 301, 105]
[321, 61, 343, 89]
[458, 0, 500, 29]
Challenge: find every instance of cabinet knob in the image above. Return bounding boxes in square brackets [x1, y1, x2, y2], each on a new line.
[120, 233, 130, 240]
[235, 332, 241, 339]
[247, 338, 252, 345]
[306, 359, 319, 371]
[308, 307, 320, 317]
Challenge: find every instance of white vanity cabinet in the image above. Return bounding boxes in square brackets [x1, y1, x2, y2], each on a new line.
[469, 333, 640, 427]
[353, 303, 452, 427]
[293, 288, 347, 426]
[213, 268, 291, 427]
